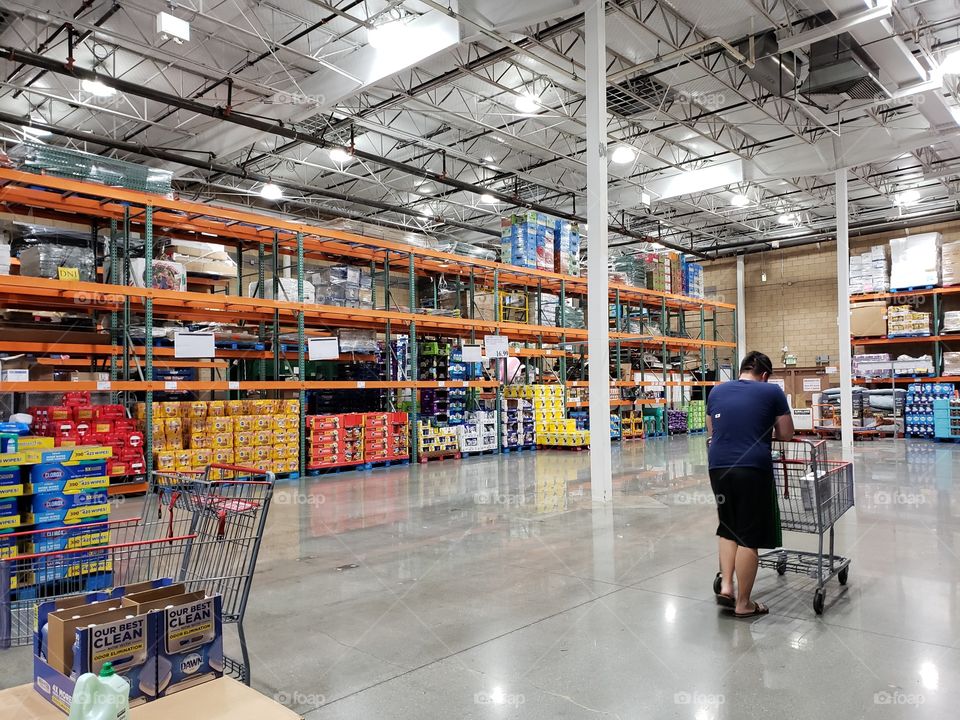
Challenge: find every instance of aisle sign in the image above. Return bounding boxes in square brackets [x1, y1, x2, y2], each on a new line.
[483, 335, 509, 359]
[174, 331, 216, 358]
[803, 377, 822, 392]
[57, 267, 80, 281]
[308, 337, 340, 360]
[462, 344, 483, 363]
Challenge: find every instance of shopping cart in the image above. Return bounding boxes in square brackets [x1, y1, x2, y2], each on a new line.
[711, 440, 853, 614]
[0, 464, 274, 685]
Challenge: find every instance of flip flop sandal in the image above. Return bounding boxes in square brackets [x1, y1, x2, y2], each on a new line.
[734, 602, 769, 618]
[715, 593, 735, 608]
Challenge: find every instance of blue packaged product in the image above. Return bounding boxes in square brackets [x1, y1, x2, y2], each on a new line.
[29, 490, 110, 526]
[28, 523, 112, 554]
[0, 496, 21, 531]
[30, 461, 109, 495]
[155, 594, 223, 696]
[0, 467, 25, 499]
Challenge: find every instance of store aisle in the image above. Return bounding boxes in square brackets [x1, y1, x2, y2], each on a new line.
[3, 437, 957, 719]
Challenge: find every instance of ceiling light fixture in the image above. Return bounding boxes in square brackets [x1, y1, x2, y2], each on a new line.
[367, 17, 408, 50]
[81, 79, 116, 97]
[329, 147, 352, 164]
[730, 193, 750, 207]
[778, 212, 797, 225]
[895, 188, 921, 206]
[483, 155, 494, 162]
[514, 93, 539, 114]
[260, 183, 283, 201]
[156, 11, 191, 44]
[479, 194, 497, 204]
[940, 49, 960, 76]
[610, 145, 636, 165]
[418, 207, 433, 218]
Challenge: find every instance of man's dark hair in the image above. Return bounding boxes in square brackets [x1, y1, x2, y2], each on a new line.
[740, 351, 773, 377]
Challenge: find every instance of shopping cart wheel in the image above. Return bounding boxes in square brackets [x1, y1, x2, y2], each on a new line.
[813, 589, 826, 615]
[838, 566, 849, 586]
[776, 560, 787, 576]
[712, 572, 722, 595]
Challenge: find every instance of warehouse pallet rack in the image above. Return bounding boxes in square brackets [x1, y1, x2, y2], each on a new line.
[850, 287, 960, 387]
[0, 168, 736, 482]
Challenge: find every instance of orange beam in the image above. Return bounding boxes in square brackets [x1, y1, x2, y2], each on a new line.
[0, 379, 501, 393]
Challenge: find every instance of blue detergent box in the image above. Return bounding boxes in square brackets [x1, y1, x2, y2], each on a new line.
[29, 489, 110, 526]
[0, 467, 25, 499]
[29, 461, 109, 495]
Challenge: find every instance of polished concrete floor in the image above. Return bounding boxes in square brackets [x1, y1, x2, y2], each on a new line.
[4, 436, 959, 718]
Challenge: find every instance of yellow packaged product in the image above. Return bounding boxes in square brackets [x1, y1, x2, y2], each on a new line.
[254, 430, 273, 446]
[156, 451, 176, 472]
[208, 417, 233, 434]
[134, 403, 147, 420]
[188, 432, 209, 449]
[253, 415, 272, 431]
[212, 448, 234, 465]
[281, 399, 300, 415]
[234, 431, 254, 448]
[151, 418, 165, 438]
[160, 402, 180, 418]
[272, 445, 288, 461]
[235, 447, 253, 464]
[285, 458, 299, 473]
[193, 448, 212, 467]
[164, 417, 183, 438]
[207, 401, 226, 417]
[211, 433, 232, 449]
[186, 401, 207, 419]
[227, 400, 245, 416]
[254, 446, 272, 462]
[166, 435, 184, 450]
[175, 449, 193, 468]
[234, 416, 254, 432]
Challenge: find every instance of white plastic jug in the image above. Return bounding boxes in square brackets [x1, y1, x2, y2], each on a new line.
[68, 662, 130, 720]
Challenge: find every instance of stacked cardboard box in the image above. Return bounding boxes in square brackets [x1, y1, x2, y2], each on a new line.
[499, 395, 535, 448]
[848, 245, 888, 294]
[307, 413, 364, 468]
[417, 421, 459, 456]
[887, 305, 931, 337]
[853, 353, 893, 379]
[684, 262, 704, 298]
[143, 398, 300, 477]
[503, 384, 566, 446]
[500, 212, 541, 268]
[553, 219, 580, 276]
[456, 411, 497, 453]
[944, 310, 960, 333]
[247, 277, 315, 303]
[942, 240, 960, 287]
[685, 400, 706, 431]
[943, 352, 960, 376]
[890, 233, 940, 290]
[29, 392, 144, 478]
[364, 412, 409, 463]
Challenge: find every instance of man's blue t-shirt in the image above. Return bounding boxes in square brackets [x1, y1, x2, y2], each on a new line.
[707, 379, 790, 470]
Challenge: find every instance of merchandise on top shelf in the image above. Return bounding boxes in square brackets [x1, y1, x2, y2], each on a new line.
[943, 352, 960, 377]
[684, 262, 704, 298]
[853, 353, 892, 379]
[905, 382, 955, 438]
[553, 219, 581, 276]
[164, 240, 238, 277]
[889, 232, 940, 290]
[247, 277, 316, 304]
[848, 244, 889, 295]
[942, 240, 960, 287]
[850, 301, 888, 338]
[892, 354, 935, 377]
[128, 258, 187, 291]
[886, 305, 931, 338]
[310, 265, 374, 309]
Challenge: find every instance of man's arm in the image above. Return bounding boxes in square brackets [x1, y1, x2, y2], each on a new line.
[774, 413, 794, 442]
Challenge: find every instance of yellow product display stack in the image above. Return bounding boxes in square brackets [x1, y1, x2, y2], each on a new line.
[140, 398, 301, 477]
[417, 421, 460, 458]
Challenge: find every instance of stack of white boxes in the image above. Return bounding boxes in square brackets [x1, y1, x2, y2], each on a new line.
[0, 239, 9, 276]
[849, 244, 888, 295]
[942, 240, 960, 287]
[890, 233, 940, 290]
[456, 411, 498, 453]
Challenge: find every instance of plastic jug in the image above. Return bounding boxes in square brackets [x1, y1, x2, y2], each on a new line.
[68, 662, 129, 720]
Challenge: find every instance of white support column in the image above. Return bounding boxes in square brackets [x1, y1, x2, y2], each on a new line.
[585, 0, 612, 502]
[736, 254, 746, 367]
[836, 169, 854, 456]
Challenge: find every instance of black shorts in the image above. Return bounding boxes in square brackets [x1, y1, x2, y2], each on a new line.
[709, 466, 781, 549]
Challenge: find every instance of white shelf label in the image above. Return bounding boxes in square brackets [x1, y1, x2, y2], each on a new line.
[462, 344, 483, 362]
[438, 381, 445, 387]
[356, 381, 366, 389]
[174, 331, 216, 358]
[484, 335, 509, 359]
[228, 381, 240, 390]
[308, 336, 340, 360]
[164, 381, 178, 390]
[96, 381, 111, 391]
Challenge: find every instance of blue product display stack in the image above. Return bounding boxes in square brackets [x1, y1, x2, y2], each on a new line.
[906, 382, 955, 438]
